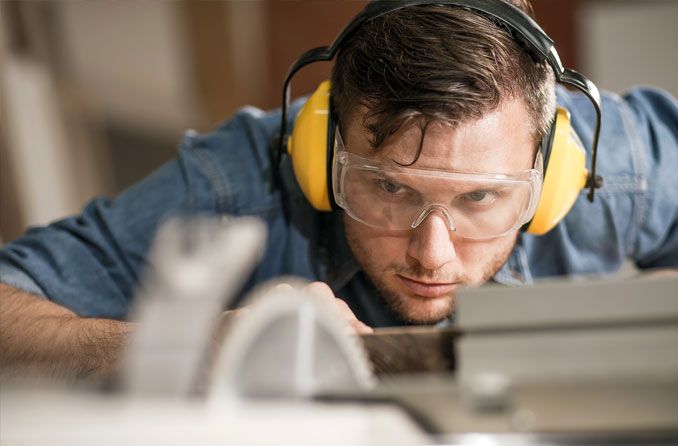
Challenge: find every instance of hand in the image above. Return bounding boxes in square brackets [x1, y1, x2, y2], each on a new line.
[640, 268, 678, 278]
[215, 281, 373, 340]
[303, 281, 374, 335]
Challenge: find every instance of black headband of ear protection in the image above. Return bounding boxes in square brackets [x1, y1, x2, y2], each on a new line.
[277, 0, 603, 201]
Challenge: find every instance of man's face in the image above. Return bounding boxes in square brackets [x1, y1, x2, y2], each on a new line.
[342, 98, 537, 324]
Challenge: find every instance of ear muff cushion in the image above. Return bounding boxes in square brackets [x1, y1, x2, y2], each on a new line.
[287, 80, 333, 211]
[527, 107, 589, 235]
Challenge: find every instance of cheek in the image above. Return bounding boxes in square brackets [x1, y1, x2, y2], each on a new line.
[369, 236, 408, 264]
[345, 220, 409, 266]
[454, 237, 513, 263]
[454, 238, 493, 260]
[453, 235, 516, 278]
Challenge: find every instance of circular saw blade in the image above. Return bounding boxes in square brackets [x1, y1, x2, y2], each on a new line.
[209, 282, 376, 401]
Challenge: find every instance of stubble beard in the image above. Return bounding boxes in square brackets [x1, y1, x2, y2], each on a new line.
[344, 218, 518, 324]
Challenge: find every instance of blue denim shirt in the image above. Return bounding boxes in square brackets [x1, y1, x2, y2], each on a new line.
[1, 87, 676, 327]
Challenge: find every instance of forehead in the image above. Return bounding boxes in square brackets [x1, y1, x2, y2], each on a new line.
[342, 98, 536, 174]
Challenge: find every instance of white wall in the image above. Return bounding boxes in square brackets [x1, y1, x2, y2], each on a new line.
[579, 1, 678, 96]
[57, 1, 203, 133]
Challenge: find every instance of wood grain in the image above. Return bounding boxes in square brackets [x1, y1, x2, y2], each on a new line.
[360, 326, 459, 377]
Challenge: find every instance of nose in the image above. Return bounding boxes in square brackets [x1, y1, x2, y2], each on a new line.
[406, 209, 457, 271]
[411, 205, 455, 230]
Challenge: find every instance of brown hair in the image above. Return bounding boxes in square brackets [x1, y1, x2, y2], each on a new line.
[330, 0, 555, 155]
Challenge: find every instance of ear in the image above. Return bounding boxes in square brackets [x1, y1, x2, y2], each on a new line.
[526, 108, 588, 235]
[287, 80, 333, 211]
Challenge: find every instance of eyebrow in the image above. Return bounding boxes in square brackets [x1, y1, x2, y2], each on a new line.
[374, 170, 507, 197]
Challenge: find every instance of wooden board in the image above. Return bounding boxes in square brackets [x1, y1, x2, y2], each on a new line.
[360, 326, 459, 377]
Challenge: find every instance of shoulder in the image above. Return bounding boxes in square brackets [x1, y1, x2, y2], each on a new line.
[522, 87, 678, 277]
[180, 100, 308, 215]
[558, 86, 677, 159]
[557, 86, 676, 192]
[193, 98, 310, 158]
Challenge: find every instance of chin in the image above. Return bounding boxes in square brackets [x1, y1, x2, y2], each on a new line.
[390, 293, 455, 325]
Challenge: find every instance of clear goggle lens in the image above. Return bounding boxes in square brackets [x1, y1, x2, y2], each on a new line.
[332, 133, 543, 240]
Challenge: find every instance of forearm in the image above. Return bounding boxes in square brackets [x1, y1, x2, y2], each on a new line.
[0, 284, 133, 380]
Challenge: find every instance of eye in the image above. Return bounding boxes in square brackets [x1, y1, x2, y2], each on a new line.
[376, 179, 403, 195]
[461, 190, 498, 205]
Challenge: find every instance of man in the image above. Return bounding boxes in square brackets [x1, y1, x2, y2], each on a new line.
[1, 0, 676, 379]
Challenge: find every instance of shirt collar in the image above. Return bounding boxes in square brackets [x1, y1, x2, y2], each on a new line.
[493, 233, 532, 285]
[318, 210, 362, 290]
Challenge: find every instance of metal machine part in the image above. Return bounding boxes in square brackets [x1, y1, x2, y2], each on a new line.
[317, 276, 678, 440]
[123, 216, 267, 396]
[451, 275, 678, 434]
[209, 281, 376, 401]
[456, 275, 678, 386]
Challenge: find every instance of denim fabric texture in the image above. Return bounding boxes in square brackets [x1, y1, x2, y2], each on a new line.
[1, 87, 676, 327]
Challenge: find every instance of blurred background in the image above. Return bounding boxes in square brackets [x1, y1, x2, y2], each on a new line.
[1, 0, 677, 243]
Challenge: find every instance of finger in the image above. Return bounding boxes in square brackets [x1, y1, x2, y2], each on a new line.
[304, 281, 374, 334]
[350, 318, 374, 335]
[305, 282, 351, 317]
[270, 282, 296, 293]
[333, 298, 362, 321]
[304, 281, 336, 302]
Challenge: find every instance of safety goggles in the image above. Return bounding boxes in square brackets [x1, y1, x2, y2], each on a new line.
[332, 130, 543, 240]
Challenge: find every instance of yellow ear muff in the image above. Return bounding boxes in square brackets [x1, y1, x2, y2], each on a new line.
[527, 107, 589, 235]
[287, 80, 333, 211]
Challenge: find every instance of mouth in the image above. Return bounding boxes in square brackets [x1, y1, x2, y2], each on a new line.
[396, 275, 458, 299]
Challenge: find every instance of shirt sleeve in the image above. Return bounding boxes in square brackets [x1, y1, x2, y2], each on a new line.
[507, 87, 677, 280]
[0, 130, 219, 319]
[623, 88, 678, 269]
[0, 102, 295, 318]
[0, 262, 46, 297]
